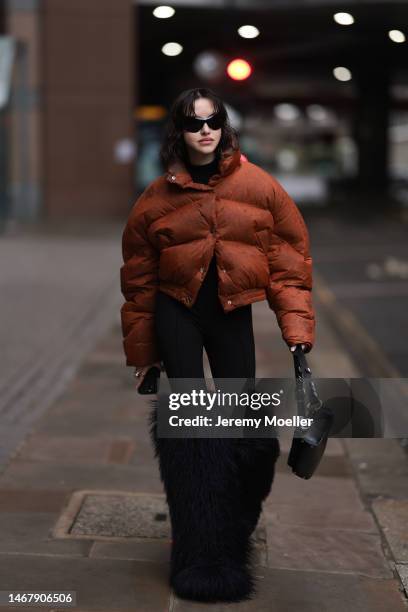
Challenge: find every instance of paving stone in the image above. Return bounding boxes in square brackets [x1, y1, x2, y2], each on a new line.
[128, 440, 157, 466]
[0, 461, 162, 493]
[81, 352, 129, 375]
[0, 489, 69, 513]
[84, 347, 125, 366]
[90, 539, 171, 564]
[264, 473, 366, 512]
[372, 499, 408, 563]
[0, 554, 170, 610]
[251, 521, 268, 567]
[106, 439, 137, 464]
[39, 384, 139, 415]
[17, 435, 136, 465]
[265, 523, 392, 578]
[42, 384, 135, 422]
[344, 438, 406, 460]
[30, 396, 153, 444]
[277, 453, 352, 478]
[396, 564, 408, 597]
[43, 388, 138, 420]
[172, 567, 407, 611]
[0, 512, 91, 556]
[308, 349, 358, 378]
[263, 502, 377, 533]
[47, 376, 134, 418]
[113, 401, 156, 424]
[350, 454, 408, 498]
[34, 413, 150, 439]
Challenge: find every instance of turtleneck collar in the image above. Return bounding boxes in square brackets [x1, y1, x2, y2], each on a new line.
[166, 147, 242, 190]
[185, 155, 219, 169]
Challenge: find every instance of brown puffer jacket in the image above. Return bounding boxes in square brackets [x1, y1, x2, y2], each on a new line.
[120, 147, 315, 367]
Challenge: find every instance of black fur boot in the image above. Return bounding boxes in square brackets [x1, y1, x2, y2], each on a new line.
[233, 436, 280, 536]
[148, 395, 257, 603]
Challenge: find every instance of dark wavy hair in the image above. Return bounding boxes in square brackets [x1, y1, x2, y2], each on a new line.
[159, 87, 239, 172]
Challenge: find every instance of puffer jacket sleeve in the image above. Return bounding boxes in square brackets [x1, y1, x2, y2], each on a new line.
[120, 193, 160, 368]
[265, 176, 316, 351]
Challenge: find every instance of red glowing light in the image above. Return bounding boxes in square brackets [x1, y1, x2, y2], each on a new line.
[227, 59, 252, 81]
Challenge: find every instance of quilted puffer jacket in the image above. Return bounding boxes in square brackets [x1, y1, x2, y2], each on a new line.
[120, 147, 315, 367]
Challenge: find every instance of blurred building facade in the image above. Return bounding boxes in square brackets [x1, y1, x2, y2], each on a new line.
[2, 0, 408, 223]
[137, 0, 408, 209]
[2, 0, 135, 222]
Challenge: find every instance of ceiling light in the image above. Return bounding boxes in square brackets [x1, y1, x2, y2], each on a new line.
[333, 66, 352, 81]
[389, 30, 406, 43]
[161, 42, 183, 57]
[333, 12, 354, 26]
[153, 6, 175, 19]
[238, 25, 260, 39]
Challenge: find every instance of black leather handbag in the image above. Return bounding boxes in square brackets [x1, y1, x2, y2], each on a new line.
[287, 345, 333, 479]
[137, 365, 161, 395]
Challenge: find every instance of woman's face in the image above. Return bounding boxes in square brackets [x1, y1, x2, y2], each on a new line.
[182, 98, 222, 159]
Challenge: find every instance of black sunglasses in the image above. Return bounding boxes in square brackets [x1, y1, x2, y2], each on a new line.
[181, 112, 224, 133]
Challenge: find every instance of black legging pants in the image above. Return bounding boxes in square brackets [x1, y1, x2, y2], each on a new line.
[154, 290, 256, 381]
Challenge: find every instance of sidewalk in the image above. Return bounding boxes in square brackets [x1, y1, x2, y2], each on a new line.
[303, 207, 408, 377]
[0, 220, 124, 469]
[0, 274, 407, 610]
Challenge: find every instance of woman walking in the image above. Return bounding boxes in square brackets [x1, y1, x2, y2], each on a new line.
[120, 87, 315, 603]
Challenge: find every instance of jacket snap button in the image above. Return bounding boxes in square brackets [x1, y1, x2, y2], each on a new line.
[200, 266, 205, 273]
[171, 175, 176, 181]
[227, 300, 232, 305]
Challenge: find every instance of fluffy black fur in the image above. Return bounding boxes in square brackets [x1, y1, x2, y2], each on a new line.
[234, 436, 280, 535]
[148, 395, 280, 603]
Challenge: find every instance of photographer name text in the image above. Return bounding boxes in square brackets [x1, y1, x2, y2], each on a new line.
[168, 415, 313, 428]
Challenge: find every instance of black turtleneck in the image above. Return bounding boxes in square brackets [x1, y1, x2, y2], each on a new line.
[185, 156, 220, 185]
[184, 155, 221, 308]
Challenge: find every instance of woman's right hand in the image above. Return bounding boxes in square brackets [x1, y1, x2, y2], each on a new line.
[133, 361, 162, 391]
